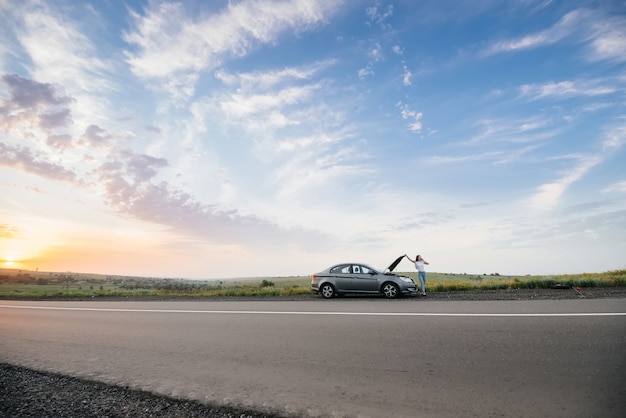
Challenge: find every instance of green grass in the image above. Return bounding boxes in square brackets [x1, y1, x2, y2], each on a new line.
[0, 268, 624, 299]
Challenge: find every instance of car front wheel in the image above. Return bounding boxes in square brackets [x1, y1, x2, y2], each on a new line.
[382, 282, 400, 299]
[320, 283, 336, 299]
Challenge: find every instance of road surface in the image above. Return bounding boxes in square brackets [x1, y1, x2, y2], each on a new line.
[1, 298, 625, 417]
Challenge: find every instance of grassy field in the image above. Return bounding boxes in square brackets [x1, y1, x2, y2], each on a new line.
[0, 268, 624, 299]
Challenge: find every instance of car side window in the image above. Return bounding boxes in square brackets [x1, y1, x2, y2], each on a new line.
[353, 265, 361, 274]
[330, 265, 351, 274]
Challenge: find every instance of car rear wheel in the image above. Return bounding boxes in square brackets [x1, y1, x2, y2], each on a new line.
[320, 283, 336, 299]
[382, 282, 400, 299]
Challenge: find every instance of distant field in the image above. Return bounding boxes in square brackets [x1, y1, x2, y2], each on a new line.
[0, 268, 624, 299]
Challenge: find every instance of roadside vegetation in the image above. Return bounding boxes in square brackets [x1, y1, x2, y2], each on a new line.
[0, 268, 624, 299]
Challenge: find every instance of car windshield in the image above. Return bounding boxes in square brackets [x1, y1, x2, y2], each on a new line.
[354, 265, 379, 274]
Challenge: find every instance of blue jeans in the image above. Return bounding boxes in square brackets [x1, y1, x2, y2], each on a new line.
[418, 271, 426, 293]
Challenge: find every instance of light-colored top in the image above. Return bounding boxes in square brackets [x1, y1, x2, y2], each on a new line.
[415, 260, 425, 272]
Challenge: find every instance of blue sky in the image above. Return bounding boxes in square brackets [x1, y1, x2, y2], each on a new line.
[1, 0, 625, 279]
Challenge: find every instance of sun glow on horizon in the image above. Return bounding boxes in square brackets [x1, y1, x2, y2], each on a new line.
[2, 256, 23, 269]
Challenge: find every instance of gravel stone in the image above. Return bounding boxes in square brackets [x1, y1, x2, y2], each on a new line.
[0, 363, 285, 418]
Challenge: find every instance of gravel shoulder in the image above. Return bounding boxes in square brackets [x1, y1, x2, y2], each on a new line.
[3, 287, 625, 417]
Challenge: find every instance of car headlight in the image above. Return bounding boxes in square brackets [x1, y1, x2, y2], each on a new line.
[400, 277, 413, 283]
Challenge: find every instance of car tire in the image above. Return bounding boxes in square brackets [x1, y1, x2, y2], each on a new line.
[320, 283, 336, 299]
[382, 282, 400, 299]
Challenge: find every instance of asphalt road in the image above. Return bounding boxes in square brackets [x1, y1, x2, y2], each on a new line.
[1, 298, 625, 417]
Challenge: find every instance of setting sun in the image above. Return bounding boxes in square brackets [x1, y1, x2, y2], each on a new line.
[2, 255, 18, 268]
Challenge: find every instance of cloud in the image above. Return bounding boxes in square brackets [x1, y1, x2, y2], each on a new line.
[93, 147, 328, 248]
[38, 108, 72, 130]
[358, 66, 374, 79]
[587, 13, 626, 62]
[484, 9, 584, 55]
[46, 134, 73, 150]
[1, 74, 72, 108]
[0, 74, 74, 135]
[80, 125, 111, 148]
[367, 42, 384, 62]
[0, 142, 80, 183]
[145, 125, 161, 134]
[528, 123, 626, 210]
[519, 79, 617, 100]
[402, 65, 412, 86]
[124, 0, 341, 80]
[219, 84, 320, 118]
[529, 155, 602, 210]
[366, 4, 394, 27]
[215, 61, 333, 89]
[484, 7, 626, 64]
[602, 181, 626, 193]
[13, 3, 112, 93]
[398, 103, 423, 133]
[465, 116, 560, 145]
[0, 224, 22, 239]
[602, 123, 626, 152]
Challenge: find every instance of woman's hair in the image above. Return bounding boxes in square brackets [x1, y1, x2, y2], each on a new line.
[416, 255, 421, 260]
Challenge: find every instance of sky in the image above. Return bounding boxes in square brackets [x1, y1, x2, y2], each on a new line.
[1, 0, 625, 279]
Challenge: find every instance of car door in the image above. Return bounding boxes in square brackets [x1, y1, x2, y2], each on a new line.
[351, 265, 379, 292]
[330, 264, 353, 291]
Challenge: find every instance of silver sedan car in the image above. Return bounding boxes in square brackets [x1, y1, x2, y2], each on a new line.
[311, 256, 417, 299]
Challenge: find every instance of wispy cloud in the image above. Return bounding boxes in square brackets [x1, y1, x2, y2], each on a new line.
[528, 155, 602, 210]
[466, 116, 558, 145]
[528, 122, 626, 210]
[424, 145, 541, 166]
[0, 224, 22, 239]
[519, 79, 617, 100]
[602, 180, 626, 193]
[586, 13, 626, 63]
[484, 7, 626, 65]
[18, 8, 110, 86]
[484, 9, 584, 55]
[124, 0, 341, 80]
[602, 123, 626, 152]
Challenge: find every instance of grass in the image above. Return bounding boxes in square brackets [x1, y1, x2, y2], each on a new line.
[0, 268, 624, 299]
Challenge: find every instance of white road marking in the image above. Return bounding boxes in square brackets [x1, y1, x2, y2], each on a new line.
[1, 304, 624, 317]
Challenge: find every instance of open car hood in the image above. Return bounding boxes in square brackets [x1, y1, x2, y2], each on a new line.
[386, 255, 405, 273]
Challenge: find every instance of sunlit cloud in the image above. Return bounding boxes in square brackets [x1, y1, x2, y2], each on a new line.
[0, 224, 21, 239]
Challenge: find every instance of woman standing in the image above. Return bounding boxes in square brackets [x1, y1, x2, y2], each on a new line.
[406, 254, 429, 296]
